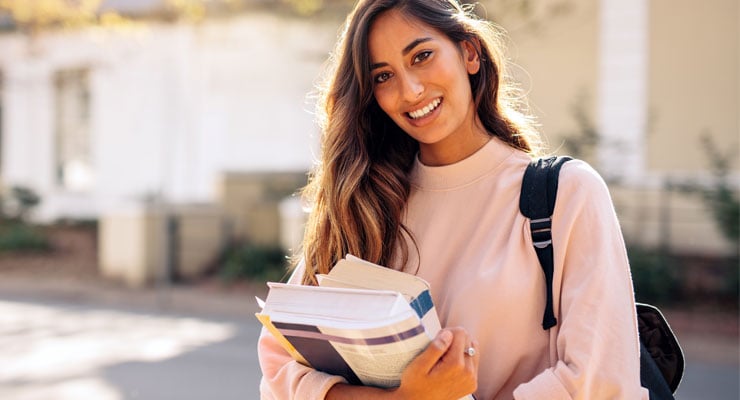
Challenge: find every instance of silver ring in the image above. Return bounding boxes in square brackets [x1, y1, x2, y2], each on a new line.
[465, 347, 476, 357]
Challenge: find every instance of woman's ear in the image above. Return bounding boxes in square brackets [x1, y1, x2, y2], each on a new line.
[461, 38, 481, 75]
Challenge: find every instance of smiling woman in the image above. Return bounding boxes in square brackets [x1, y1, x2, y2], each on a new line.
[257, 1, 649, 399]
[368, 8, 486, 166]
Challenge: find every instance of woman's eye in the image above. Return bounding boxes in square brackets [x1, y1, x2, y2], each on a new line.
[374, 72, 392, 84]
[413, 50, 432, 64]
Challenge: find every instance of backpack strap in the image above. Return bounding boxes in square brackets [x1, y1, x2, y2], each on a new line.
[519, 156, 572, 330]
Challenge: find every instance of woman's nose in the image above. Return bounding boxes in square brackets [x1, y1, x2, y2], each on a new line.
[400, 72, 424, 102]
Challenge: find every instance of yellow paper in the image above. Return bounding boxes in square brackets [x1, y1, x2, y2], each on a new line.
[255, 313, 310, 366]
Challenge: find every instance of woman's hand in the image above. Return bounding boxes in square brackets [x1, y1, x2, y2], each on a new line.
[326, 327, 479, 400]
[394, 327, 479, 400]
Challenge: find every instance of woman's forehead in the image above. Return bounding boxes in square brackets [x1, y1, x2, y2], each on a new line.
[368, 9, 443, 58]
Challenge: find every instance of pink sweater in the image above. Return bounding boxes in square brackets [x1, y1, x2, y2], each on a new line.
[258, 138, 649, 399]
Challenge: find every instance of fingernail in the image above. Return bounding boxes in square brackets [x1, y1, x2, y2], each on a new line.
[438, 330, 452, 346]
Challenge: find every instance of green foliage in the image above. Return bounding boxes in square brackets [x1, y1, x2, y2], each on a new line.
[219, 243, 288, 282]
[0, 223, 51, 253]
[629, 245, 738, 308]
[0, 186, 49, 252]
[628, 246, 680, 304]
[670, 133, 739, 255]
[723, 260, 740, 301]
[10, 186, 41, 221]
[280, 0, 325, 15]
[696, 134, 739, 245]
[0, 185, 42, 223]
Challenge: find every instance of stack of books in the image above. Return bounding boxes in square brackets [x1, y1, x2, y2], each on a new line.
[256, 255, 474, 399]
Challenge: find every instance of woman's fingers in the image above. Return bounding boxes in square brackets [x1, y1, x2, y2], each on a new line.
[407, 329, 453, 374]
[448, 327, 468, 361]
[433, 328, 478, 395]
[398, 328, 478, 399]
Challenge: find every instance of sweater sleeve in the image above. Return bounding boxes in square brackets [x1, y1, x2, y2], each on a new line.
[513, 161, 649, 400]
[257, 261, 348, 399]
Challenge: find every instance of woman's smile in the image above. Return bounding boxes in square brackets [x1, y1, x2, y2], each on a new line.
[408, 97, 442, 120]
[407, 97, 443, 126]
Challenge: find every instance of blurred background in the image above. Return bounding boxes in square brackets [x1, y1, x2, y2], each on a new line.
[0, 0, 737, 399]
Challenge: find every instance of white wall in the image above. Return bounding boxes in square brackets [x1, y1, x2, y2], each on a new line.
[0, 13, 336, 221]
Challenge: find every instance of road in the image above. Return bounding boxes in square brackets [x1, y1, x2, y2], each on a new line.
[0, 289, 737, 399]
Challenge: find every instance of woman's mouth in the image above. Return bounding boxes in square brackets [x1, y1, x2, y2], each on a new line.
[407, 98, 442, 120]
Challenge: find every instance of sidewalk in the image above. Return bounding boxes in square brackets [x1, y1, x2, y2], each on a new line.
[0, 274, 265, 400]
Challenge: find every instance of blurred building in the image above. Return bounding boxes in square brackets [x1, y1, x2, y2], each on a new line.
[0, 3, 334, 255]
[0, 0, 737, 263]
[499, 0, 738, 256]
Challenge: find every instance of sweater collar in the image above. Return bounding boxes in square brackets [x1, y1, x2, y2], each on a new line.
[409, 137, 516, 190]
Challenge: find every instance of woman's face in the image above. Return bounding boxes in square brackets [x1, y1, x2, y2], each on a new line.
[368, 9, 487, 166]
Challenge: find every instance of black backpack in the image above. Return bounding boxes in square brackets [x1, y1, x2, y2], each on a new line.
[519, 156, 685, 399]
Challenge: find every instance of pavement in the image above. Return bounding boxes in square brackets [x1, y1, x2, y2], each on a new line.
[0, 273, 737, 399]
[0, 274, 267, 400]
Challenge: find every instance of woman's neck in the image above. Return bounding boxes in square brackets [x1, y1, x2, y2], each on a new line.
[417, 119, 491, 166]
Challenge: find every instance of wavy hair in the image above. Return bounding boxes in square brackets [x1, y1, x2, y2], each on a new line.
[299, 0, 542, 285]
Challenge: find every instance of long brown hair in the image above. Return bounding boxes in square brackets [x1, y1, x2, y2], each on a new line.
[299, 0, 541, 285]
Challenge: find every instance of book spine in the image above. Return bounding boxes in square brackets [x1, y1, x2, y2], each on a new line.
[272, 321, 363, 385]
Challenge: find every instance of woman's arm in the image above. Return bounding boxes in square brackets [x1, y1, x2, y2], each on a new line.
[513, 161, 649, 400]
[258, 326, 348, 399]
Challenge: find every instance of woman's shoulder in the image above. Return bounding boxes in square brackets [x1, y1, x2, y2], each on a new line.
[522, 156, 609, 195]
[558, 158, 610, 194]
[552, 158, 617, 215]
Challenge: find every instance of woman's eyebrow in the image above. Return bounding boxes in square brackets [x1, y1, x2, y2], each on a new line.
[402, 37, 432, 55]
[370, 37, 434, 71]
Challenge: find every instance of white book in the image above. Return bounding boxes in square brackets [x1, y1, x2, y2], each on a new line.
[318, 255, 441, 335]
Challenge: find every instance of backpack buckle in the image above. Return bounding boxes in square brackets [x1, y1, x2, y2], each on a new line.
[530, 217, 552, 249]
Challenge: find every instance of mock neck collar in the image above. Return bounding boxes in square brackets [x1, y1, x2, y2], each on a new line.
[409, 137, 516, 190]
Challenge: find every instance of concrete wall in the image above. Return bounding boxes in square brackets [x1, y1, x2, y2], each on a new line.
[99, 204, 227, 287]
[99, 206, 170, 287]
[215, 171, 307, 247]
[498, 0, 600, 157]
[647, 0, 739, 174]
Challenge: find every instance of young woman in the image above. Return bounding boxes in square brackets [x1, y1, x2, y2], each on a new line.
[259, 1, 648, 398]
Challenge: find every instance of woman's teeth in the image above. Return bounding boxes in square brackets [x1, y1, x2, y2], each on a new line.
[408, 98, 441, 119]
